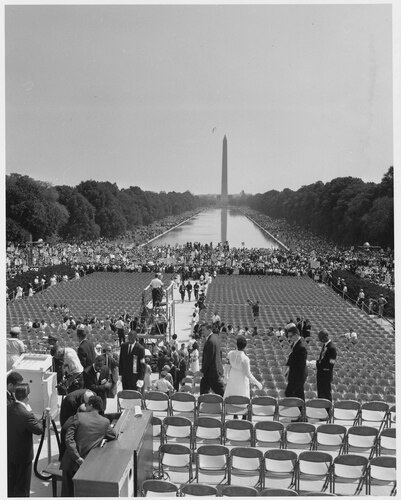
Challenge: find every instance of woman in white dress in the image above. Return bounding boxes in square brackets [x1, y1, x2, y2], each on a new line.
[189, 342, 200, 373]
[224, 336, 262, 399]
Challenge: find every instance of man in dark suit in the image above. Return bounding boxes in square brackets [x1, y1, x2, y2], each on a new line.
[7, 371, 23, 405]
[77, 330, 96, 369]
[7, 383, 43, 497]
[61, 395, 116, 496]
[60, 389, 95, 427]
[83, 356, 112, 411]
[316, 330, 337, 401]
[119, 331, 145, 391]
[200, 324, 224, 396]
[284, 326, 308, 401]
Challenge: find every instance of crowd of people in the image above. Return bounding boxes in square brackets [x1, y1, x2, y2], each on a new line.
[6, 207, 394, 304]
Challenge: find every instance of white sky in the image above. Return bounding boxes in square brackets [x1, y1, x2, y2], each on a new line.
[4, 2, 396, 195]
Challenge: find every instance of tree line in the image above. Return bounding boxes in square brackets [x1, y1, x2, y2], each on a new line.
[232, 167, 394, 248]
[6, 174, 203, 242]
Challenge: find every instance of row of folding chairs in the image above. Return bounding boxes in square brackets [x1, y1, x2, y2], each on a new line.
[154, 444, 397, 495]
[142, 480, 336, 496]
[154, 415, 396, 459]
[119, 391, 394, 429]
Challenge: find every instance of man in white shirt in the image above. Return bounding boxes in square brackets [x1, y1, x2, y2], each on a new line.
[149, 273, 163, 306]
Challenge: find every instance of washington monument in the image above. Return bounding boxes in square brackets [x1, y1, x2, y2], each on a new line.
[221, 135, 228, 205]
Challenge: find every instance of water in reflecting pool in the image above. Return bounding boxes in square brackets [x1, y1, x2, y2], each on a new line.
[148, 208, 279, 249]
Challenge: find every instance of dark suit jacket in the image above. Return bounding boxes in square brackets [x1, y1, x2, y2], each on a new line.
[77, 339, 96, 369]
[59, 389, 89, 427]
[201, 334, 223, 379]
[7, 391, 15, 406]
[61, 412, 116, 475]
[7, 402, 43, 464]
[316, 341, 337, 381]
[286, 337, 308, 387]
[119, 341, 145, 389]
[83, 365, 110, 407]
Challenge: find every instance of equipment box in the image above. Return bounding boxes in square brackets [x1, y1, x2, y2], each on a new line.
[12, 353, 58, 418]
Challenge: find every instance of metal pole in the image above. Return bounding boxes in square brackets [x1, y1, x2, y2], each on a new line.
[45, 407, 52, 464]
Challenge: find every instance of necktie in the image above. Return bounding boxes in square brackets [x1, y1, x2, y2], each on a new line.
[319, 345, 325, 361]
[96, 371, 100, 381]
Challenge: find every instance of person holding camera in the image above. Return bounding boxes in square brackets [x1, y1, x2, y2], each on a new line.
[52, 346, 84, 394]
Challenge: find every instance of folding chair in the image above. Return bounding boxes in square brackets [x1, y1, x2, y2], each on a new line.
[295, 451, 332, 494]
[141, 479, 179, 496]
[304, 399, 332, 425]
[162, 416, 193, 447]
[254, 420, 285, 453]
[283, 422, 316, 451]
[277, 397, 305, 424]
[224, 395, 251, 420]
[228, 447, 264, 489]
[332, 400, 360, 428]
[195, 444, 230, 485]
[117, 389, 143, 411]
[224, 419, 254, 449]
[251, 396, 277, 422]
[170, 392, 197, 421]
[360, 401, 389, 431]
[377, 427, 396, 456]
[345, 425, 379, 458]
[331, 454, 369, 495]
[260, 488, 298, 496]
[303, 492, 336, 496]
[366, 455, 397, 496]
[152, 416, 163, 468]
[264, 449, 298, 490]
[180, 483, 218, 497]
[313, 423, 347, 457]
[197, 394, 224, 420]
[193, 416, 223, 448]
[144, 390, 170, 418]
[158, 443, 193, 484]
[220, 485, 259, 496]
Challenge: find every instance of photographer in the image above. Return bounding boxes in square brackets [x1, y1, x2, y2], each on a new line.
[52, 346, 84, 395]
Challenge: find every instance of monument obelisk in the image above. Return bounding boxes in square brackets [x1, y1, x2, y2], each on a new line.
[221, 135, 228, 206]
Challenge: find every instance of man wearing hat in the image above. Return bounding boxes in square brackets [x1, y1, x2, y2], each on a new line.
[7, 327, 26, 371]
[316, 330, 337, 401]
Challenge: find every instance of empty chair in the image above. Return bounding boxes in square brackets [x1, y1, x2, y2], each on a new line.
[142, 479, 178, 496]
[151, 416, 163, 467]
[332, 400, 360, 428]
[158, 443, 193, 484]
[304, 398, 332, 425]
[144, 391, 170, 418]
[264, 449, 298, 490]
[180, 483, 218, 497]
[303, 492, 336, 496]
[224, 419, 254, 448]
[220, 485, 259, 496]
[295, 451, 332, 494]
[117, 390, 143, 411]
[360, 401, 389, 431]
[366, 455, 397, 496]
[277, 397, 305, 423]
[197, 394, 224, 420]
[228, 447, 264, 489]
[251, 396, 277, 422]
[388, 404, 396, 428]
[193, 416, 223, 448]
[345, 425, 379, 458]
[224, 395, 250, 420]
[377, 427, 396, 456]
[195, 444, 230, 485]
[162, 416, 193, 446]
[170, 392, 197, 420]
[260, 488, 298, 496]
[284, 422, 316, 451]
[331, 454, 369, 495]
[313, 424, 347, 457]
[254, 420, 285, 453]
